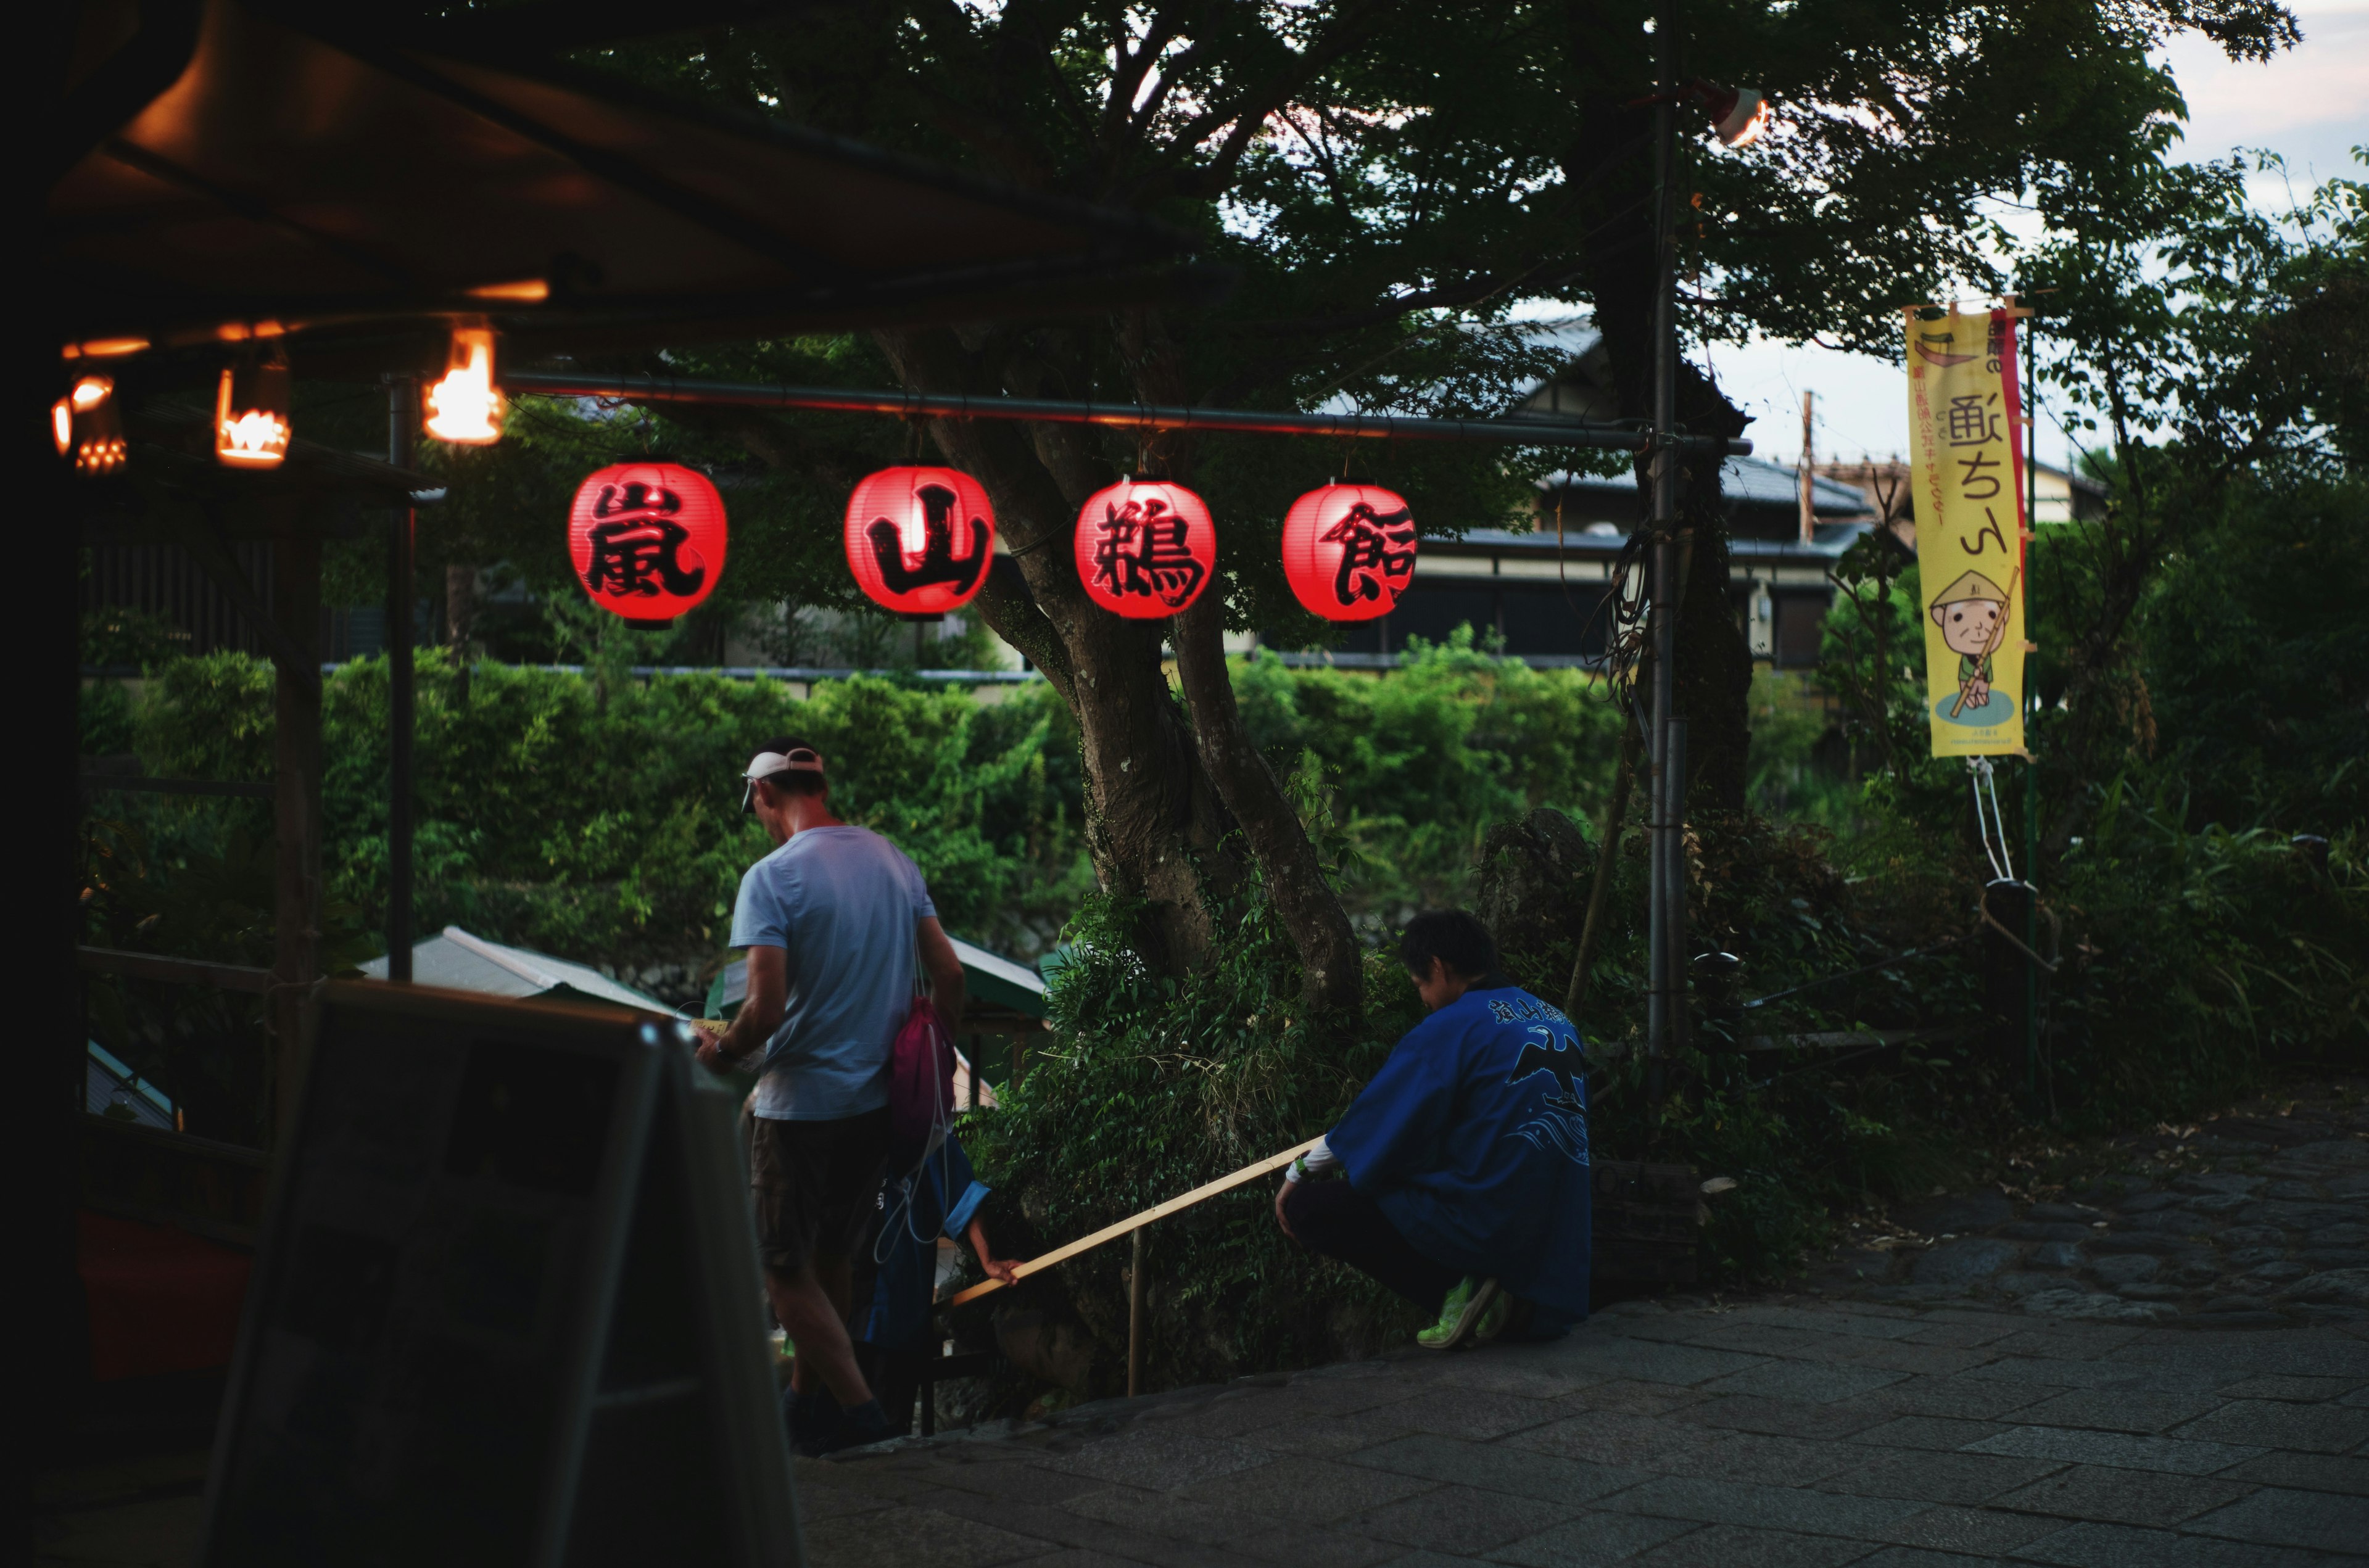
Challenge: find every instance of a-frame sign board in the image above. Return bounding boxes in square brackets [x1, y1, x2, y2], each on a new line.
[198, 982, 801, 1568]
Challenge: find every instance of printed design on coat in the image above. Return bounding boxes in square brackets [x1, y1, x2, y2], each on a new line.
[1505, 1024, 1590, 1165]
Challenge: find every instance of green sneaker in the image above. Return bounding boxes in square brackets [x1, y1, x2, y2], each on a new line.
[1471, 1289, 1512, 1345]
[1416, 1277, 1501, 1350]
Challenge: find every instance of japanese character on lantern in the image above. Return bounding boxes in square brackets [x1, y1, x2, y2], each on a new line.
[1073, 479, 1215, 618]
[843, 466, 996, 615]
[1281, 482, 1417, 621]
[568, 463, 727, 625]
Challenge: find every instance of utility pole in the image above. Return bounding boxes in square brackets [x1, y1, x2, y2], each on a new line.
[1797, 389, 1814, 545]
[1645, 12, 1684, 1105]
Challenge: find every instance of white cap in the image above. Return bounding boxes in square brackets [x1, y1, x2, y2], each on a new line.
[741, 745, 825, 811]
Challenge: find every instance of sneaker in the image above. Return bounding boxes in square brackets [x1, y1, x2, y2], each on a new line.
[821, 1398, 893, 1455]
[1416, 1277, 1501, 1350]
[1471, 1290, 1513, 1345]
[783, 1385, 841, 1457]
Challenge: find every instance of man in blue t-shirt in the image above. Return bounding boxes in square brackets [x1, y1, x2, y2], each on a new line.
[1277, 910, 1592, 1350]
[696, 736, 967, 1451]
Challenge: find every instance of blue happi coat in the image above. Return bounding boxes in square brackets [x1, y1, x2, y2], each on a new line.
[1326, 983, 1592, 1317]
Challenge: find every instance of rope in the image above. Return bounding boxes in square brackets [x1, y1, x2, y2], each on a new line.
[1979, 888, 2059, 973]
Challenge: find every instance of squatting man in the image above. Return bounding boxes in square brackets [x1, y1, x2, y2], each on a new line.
[1278, 910, 1592, 1347]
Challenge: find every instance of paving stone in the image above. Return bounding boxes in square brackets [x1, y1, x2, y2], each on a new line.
[2014, 1520, 2334, 1567]
[1012, 1549, 1153, 1568]
[1867, 1504, 2062, 1554]
[1545, 1340, 1772, 1389]
[1489, 1511, 1701, 1568]
[919, 1488, 1261, 1568]
[2218, 1248, 2286, 1270]
[1625, 1522, 1880, 1567]
[1226, 1522, 1404, 1568]
[1346, 1435, 1649, 1505]
[803, 1503, 1063, 1568]
[2218, 1450, 2369, 1496]
[1239, 1402, 1430, 1458]
[2004, 1389, 2224, 1435]
[1676, 1395, 1892, 1440]
[1658, 1433, 1864, 1488]
[2028, 1204, 2107, 1223]
[2180, 1195, 2253, 1217]
[1735, 1306, 1928, 1342]
[2300, 1249, 2369, 1271]
[1812, 1450, 2062, 1506]
[1385, 1391, 1569, 1442]
[1988, 1465, 2250, 1527]
[1832, 1378, 2054, 1422]
[2112, 1284, 2185, 1302]
[1696, 1362, 1910, 1406]
[2213, 1373, 2361, 1401]
[921, 1461, 1117, 1506]
[1911, 1242, 2022, 1288]
[2210, 1226, 2286, 1249]
[1046, 1428, 1273, 1490]
[1557, 1380, 1708, 1417]
[1597, 1474, 1927, 1538]
[2031, 1244, 2087, 1270]
[2117, 1193, 2183, 1214]
[1844, 1417, 2006, 1452]
[1183, 1456, 1439, 1525]
[1961, 1427, 2262, 1475]
[2293, 1268, 2369, 1306]
[1357, 1484, 1577, 1553]
[1058, 1485, 1265, 1544]
[1845, 1549, 2011, 1567]
[2172, 1398, 2369, 1453]
[2180, 1485, 2369, 1554]
[1505, 1411, 1708, 1469]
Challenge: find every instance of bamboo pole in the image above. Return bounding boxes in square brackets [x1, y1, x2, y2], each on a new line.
[949, 1136, 1321, 1306]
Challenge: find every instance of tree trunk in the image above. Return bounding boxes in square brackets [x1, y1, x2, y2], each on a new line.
[875, 321, 1363, 1011]
[877, 327, 1242, 981]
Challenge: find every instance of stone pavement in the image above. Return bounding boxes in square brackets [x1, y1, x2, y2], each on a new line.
[1806, 1081, 2369, 1330]
[800, 1296, 2369, 1568]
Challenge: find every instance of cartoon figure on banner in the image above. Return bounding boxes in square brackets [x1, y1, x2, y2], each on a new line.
[568, 462, 727, 624]
[1073, 479, 1214, 617]
[1928, 569, 2016, 723]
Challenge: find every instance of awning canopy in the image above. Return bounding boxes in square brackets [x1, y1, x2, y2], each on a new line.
[48, 0, 1213, 379]
[359, 925, 679, 1016]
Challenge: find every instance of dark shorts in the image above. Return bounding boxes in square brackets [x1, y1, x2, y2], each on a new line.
[750, 1107, 891, 1277]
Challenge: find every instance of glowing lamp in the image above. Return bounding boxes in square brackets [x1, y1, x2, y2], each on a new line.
[567, 462, 727, 627]
[215, 353, 292, 469]
[1073, 477, 1215, 619]
[844, 466, 996, 616]
[1705, 84, 1769, 147]
[61, 376, 126, 474]
[423, 323, 503, 445]
[1281, 482, 1418, 621]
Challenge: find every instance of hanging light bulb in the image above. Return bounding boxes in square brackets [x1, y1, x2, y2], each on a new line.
[423, 321, 503, 445]
[215, 349, 292, 468]
[62, 375, 126, 474]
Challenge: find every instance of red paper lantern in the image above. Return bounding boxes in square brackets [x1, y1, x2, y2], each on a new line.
[1281, 482, 1418, 621]
[1073, 478, 1215, 619]
[567, 463, 727, 626]
[843, 466, 996, 614]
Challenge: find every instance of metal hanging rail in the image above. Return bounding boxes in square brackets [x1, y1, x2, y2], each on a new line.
[505, 371, 1753, 456]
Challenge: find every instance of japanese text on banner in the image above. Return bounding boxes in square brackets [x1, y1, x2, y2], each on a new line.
[1905, 305, 2030, 757]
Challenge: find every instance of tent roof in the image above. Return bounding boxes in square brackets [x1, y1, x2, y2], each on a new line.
[49, 1, 1212, 373]
[705, 936, 1046, 1023]
[358, 925, 676, 1015]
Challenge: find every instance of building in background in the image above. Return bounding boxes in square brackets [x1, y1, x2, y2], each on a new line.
[1273, 320, 1879, 671]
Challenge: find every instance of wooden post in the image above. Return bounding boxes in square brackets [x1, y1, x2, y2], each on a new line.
[1127, 1227, 1145, 1399]
[271, 524, 323, 1148]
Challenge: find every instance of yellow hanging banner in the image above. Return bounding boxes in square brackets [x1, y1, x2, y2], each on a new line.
[1906, 304, 2029, 756]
